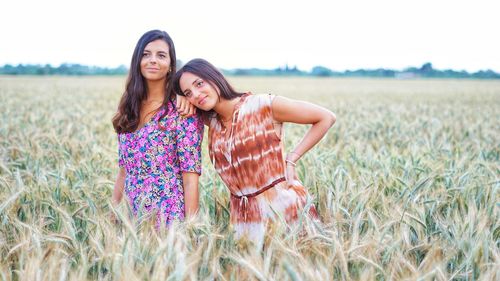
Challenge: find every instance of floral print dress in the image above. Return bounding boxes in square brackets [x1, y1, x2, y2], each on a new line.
[118, 99, 203, 226]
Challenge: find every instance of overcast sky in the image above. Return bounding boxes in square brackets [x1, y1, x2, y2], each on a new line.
[1, 0, 499, 72]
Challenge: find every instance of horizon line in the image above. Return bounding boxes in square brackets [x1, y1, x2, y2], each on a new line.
[1, 62, 500, 73]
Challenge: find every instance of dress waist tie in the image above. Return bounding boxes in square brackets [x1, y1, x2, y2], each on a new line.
[230, 177, 286, 222]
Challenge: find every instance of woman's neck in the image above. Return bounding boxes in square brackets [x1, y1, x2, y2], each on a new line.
[214, 97, 241, 122]
[145, 79, 166, 102]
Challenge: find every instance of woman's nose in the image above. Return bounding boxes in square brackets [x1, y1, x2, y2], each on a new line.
[191, 90, 200, 99]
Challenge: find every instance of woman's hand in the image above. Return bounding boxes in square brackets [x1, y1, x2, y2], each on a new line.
[109, 209, 121, 225]
[285, 152, 301, 187]
[176, 95, 197, 117]
[285, 162, 300, 188]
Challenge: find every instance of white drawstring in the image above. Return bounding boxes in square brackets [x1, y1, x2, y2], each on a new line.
[239, 195, 249, 222]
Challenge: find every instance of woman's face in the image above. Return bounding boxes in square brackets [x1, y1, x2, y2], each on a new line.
[140, 39, 171, 82]
[179, 72, 219, 111]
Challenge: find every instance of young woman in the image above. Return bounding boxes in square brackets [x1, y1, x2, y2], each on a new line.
[111, 30, 203, 227]
[173, 58, 336, 242]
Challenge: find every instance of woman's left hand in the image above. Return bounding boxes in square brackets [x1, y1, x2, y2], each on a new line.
[176, 95, 197, 117]
[285, 162, 300, 188]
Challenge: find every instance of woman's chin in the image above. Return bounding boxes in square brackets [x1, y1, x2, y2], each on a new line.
[196, 102, 215, 112]
[197, 106, 211, 112]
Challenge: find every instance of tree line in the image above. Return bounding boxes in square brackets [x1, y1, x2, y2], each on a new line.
[224, 63, 500, 79]
[0, 64, 128, 75]
[1, 62, 499, 79]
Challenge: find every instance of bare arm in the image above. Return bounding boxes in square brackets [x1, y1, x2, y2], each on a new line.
[112, 168, 126, 206]
[182, 172, 200, 217]
[272, 96, 336, 185]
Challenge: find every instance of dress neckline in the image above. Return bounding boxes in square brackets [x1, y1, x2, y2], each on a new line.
[131, 105, 166, 134]
[215, 93, 251, 163]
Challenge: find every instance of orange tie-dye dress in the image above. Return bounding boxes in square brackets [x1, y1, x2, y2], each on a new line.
[208, 93, 318, 242]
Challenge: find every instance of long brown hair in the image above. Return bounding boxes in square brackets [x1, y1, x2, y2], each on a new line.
[112, 30, 177, 134]
[173, 58, 244, 119]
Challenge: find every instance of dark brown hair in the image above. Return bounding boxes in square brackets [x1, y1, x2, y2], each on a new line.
[173, 58, 244, 118]
[112, 30, 176, 133]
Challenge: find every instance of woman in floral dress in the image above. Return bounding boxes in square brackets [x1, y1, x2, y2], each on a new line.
[111, 30, 203, 227]
[173, 59, 336, 242]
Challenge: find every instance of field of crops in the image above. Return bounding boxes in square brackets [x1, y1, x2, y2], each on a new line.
[0, 76, 499, 280]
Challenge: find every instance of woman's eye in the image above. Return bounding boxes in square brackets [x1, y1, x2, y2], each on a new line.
[196, 81, 204, 87]
[185, 92, 192, 98]
[142, 53, 149, 57]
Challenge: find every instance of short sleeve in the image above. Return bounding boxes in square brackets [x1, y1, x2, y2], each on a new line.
[175, 114, 204, 174]
[118, 135, 126, 168]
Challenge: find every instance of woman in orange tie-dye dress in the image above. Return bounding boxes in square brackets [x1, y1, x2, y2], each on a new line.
[173, 59, 336, 242]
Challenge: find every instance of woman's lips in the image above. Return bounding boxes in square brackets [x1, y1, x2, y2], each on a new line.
[198, 96, 207, 105]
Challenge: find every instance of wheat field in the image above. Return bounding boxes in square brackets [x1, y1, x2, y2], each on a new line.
[0, 76, 499, 280]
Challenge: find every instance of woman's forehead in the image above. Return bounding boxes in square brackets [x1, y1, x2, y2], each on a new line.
[144, 39, 169, 52]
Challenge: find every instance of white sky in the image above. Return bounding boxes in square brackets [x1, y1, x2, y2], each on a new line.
[1, 0, 499, 72]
